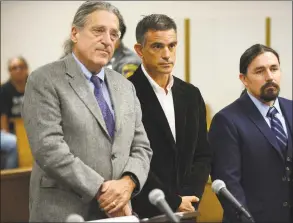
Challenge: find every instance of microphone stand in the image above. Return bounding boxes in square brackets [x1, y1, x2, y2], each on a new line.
[236, 210, 255, 223]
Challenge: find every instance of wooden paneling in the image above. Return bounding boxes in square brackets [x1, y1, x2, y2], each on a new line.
[184, 18, 190, 83]
[1, 167, 31, 222]
[197, 177, 223, 222]
[266, 17, 271, 47]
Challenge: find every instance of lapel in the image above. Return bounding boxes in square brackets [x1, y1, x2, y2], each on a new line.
[279, 98, 293, 159]
[132, 66, 176, 150]
[240, 93, 284, 161]
[64, 54, 111, 140]
[172, 78, 187, 149]
[104, 68, 122, 136]
[279, 97, 293, 137]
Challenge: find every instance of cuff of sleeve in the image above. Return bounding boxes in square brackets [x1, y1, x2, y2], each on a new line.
[81, 176, 104, 203]
[165, 194, 182, 212]
[122, 172, 140, 197]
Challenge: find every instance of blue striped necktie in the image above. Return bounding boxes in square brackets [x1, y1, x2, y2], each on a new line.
[90, 75, 115, 138]
[267, 106, 287, 154]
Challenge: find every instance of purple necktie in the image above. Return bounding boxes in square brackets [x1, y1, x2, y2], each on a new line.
[90, 75, 115, 138]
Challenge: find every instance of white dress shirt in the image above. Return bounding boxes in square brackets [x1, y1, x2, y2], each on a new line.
[141, 64, 176, 141]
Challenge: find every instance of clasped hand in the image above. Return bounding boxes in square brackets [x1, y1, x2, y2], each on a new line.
[97, 176, 135, 216]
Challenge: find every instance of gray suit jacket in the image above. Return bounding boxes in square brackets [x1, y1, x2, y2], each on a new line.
[22, 54, 152, 222]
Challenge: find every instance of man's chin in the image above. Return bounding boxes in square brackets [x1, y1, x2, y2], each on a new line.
[159, 68, 173, 75]
[259, 86, 280, 102]
[260, 93, 279, 102]
[93, 58, 109, 67]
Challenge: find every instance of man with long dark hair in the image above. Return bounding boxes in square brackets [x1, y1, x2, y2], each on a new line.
[210, 44, 292, 223]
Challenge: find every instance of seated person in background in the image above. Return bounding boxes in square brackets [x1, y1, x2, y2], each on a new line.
[0, 131, 17, 169]
[0, 56, 29, 169]
[106, 16, 141, 78]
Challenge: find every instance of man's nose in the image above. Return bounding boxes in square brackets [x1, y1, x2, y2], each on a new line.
[265, 69, 274, 81]
[162, 47, 171, 60]
[100, 31, 113, 46]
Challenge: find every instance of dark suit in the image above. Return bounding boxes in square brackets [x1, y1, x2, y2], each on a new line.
[128, 66, 212, 218]
[209, 92, 293, 222]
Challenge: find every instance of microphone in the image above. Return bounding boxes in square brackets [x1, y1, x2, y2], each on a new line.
[212, 179, 255, 223]
[65, 213, 84, 222]
[148, 189, 179, 222]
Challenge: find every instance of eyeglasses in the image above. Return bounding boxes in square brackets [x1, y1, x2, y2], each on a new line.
[9, 65, 27, 72]
[91, 26, 121, 41]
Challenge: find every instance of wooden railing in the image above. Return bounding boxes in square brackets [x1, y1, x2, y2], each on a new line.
[1, 167, 31, 222]
[197, 176, 223, 222]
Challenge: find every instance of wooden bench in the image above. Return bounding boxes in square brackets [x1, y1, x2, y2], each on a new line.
[0, 167, 31, 222]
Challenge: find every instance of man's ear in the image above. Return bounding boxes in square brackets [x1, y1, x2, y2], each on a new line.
[134, 43, 143, 59]
[239, 73, 248, 88]
[71, 26, 79, 43]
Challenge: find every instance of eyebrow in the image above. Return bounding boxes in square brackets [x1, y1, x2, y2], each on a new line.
[169, 41, 178, 46]
[150, 41, 178, 47]
[253, 64, 279, 71]
[91, 25, 104, 29]
[91, 25, 119, 32]
[253, 66, 265, 71]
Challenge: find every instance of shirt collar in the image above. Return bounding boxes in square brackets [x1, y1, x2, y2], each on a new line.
[247, 91, 282, 117]
[72, 52, 105, 81]
[141, 64, 174, 93]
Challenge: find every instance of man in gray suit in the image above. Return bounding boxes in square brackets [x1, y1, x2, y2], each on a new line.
[22, 1, 152, 222]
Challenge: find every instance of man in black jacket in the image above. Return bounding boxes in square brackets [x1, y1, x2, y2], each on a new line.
[129, 14, 212, 219]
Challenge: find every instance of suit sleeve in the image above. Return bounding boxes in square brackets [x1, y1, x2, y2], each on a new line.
[182, 88, 212, 201]
[144, 171, 183, 211]
[209, 112, 248, 222]
[22, 70, 104, 203]
[122, 84, 153, 195]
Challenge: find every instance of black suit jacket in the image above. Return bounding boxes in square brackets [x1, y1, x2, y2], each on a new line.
[128, 66, 212, 218]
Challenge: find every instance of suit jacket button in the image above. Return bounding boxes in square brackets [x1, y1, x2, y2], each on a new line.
[111, 154, 116, 160]
[282, 176, 287, 181]
[283, 202, 288, 207]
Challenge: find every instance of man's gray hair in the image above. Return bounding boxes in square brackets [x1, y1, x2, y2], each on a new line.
[62, 1, 123, 58]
